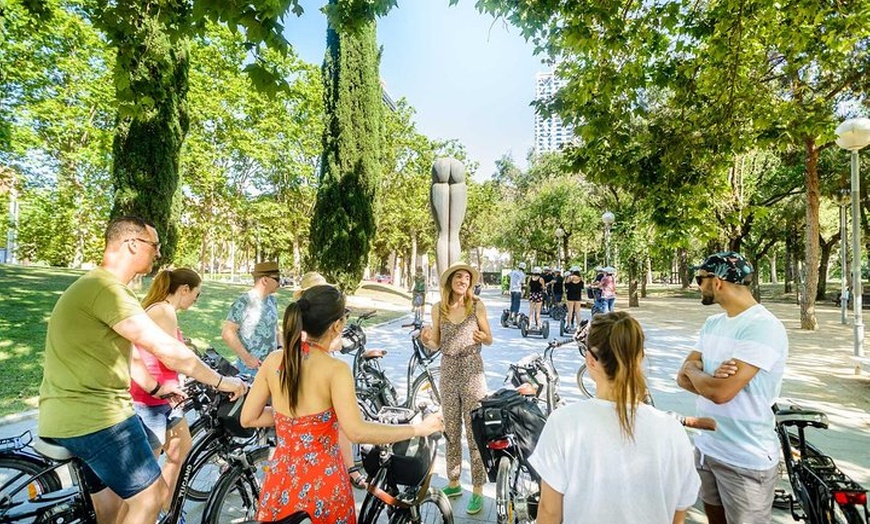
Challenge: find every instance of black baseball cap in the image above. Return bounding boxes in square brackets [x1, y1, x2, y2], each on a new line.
[691, 251, 753, 285]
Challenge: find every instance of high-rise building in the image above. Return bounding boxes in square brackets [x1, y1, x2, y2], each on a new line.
[534, 72, 574, 154]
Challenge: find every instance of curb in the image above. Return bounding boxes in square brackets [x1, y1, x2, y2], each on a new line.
[0, 409, 38, 427]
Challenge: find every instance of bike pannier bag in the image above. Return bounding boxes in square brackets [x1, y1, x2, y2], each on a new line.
[470, 388, 546, 481]
[361, 435, 432, 487]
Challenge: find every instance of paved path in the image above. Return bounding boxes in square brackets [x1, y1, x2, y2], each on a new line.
[3, 288, 868, 523]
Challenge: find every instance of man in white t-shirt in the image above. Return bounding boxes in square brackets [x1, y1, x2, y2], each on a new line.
[508, 262, 526, 322]
[677, 251, 788, 524]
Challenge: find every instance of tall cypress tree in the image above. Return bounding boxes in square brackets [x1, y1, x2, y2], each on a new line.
[309, 5, 382, 291]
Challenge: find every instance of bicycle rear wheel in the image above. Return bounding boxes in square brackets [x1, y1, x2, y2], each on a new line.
[200, 446, 270, 524]
[0, 455, 62, 504]
[509, 459, 539, 523]
[409, 367, 441, 409]
[495, 455, 512, 524]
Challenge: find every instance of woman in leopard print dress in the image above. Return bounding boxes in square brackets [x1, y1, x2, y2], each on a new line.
[420, 261, 493, 515]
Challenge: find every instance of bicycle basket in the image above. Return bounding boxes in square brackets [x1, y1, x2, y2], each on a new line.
[216, 393, 255, 438]
[361, 436, 433, 487]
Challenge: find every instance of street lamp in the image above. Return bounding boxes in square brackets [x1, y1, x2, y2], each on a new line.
[835, 117, 870, 358]
[834, 188, 851, 325]
[555, 227, 565, 268]
[602, 211, 615, 267]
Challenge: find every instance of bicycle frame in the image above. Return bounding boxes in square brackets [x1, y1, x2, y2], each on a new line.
[775, 402, 869, 524]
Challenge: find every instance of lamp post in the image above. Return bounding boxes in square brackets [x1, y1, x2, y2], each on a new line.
[835, 117, 870, 358]
[602, 211, 615, 267]
[555, 227, 565, 269]
[834, 188, 851, 325]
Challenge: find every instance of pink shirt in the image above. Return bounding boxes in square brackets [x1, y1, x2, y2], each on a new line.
[601, 275, 616, 299]
[129, 326, 183, 407]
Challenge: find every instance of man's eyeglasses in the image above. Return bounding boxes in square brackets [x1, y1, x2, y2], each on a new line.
[695, 274, 716, 286]
[579, 343, 599, 361]
[128, 238, 161, 251]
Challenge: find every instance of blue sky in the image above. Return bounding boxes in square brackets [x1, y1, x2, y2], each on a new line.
[282, 1, 548, 180]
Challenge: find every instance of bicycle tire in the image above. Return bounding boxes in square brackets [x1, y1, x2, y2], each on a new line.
[575, 364, 595, 398]
[200, 446, 270, 524]
[184, 416, 217, 501]
[358, 468, 389, 524]
[387, 487, 453, 524]
[837, 503, 867, 524]
[408, 366, 441, 409]
[495, 455, 512, 524]
[509, 458, 539, 523]
[0, 454, 63, 505]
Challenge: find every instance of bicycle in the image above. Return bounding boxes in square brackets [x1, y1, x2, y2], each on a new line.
[480, 338, 575, 524]
[357, 406, 452, 524]
[774, 401, 868, 524]
[343, 314, 441, 419]
[0, 379, 266, 524]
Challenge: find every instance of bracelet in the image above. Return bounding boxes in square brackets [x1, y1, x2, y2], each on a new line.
[216, 376, 223, 389]
[149, 383, 161, 396]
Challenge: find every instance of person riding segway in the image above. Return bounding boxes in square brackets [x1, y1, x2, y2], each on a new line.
[520, 267, 550, 338]
[500, 262, 526, 328]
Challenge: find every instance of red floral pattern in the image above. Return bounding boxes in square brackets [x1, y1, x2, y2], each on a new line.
[256, 409, 355, 523]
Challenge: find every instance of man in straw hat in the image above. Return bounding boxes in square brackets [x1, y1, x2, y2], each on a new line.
[222, 261, 282, 375]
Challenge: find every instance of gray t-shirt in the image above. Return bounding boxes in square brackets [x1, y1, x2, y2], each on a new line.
[226, 290, 278, 374]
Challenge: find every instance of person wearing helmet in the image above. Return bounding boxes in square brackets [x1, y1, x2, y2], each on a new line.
[508, 262, 526, 322]
[528, 266, 546, 329]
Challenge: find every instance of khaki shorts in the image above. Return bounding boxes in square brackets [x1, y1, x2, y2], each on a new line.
[695, 448, 778, 524]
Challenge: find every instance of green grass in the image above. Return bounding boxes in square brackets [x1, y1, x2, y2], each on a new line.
[637, 281, 841, 305]
[0, 265, 404, 417]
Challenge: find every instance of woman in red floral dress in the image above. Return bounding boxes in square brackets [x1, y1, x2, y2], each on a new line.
[241, 285, 443, 523]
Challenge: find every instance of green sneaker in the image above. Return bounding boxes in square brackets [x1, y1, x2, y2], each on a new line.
[466, 493, 483, 515]
[442, 484, 462, 498]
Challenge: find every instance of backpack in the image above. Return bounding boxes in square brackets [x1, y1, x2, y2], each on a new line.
[470, 388, 547, 482]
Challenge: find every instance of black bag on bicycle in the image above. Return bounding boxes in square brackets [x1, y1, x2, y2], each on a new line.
[470, 388, 546, 482]
[361, 436, 432, 487]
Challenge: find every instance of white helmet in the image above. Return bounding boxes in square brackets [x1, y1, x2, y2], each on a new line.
[570, 266, 580, 272]
[532, 266, 542, 274]
[543, 266, 551, 271]
[518, 262, 526, 269]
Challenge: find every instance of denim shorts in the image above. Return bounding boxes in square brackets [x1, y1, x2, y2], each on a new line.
[48, 415, 162, 499]
[134, 402, 184, 450]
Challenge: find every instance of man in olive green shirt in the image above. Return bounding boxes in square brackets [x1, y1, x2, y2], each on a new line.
[38, 216, 247, 524]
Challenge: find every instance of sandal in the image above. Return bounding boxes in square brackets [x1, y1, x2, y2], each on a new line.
[348, 465, 367, 490]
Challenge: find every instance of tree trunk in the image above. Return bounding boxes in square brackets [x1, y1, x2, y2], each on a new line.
[800, 138, 820, 330]
[677, 247, 689, 289]
[785, 225, 797, 294]
[628, 257, 640, 307]
[768, 252, 778, 284]
[817, 232, 840, 301]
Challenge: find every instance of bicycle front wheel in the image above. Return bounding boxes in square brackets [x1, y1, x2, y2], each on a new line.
[387, 487, 453, 524]
[495, 455, 512, 524]
[200, 446, 270, 524]
[358, 468, 389, 524]
[576, 364, 595, 398]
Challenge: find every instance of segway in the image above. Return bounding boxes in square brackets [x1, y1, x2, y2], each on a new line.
[500, 309, 522, 329]
[549, 302, 567, 322]
[559, 317, 576, 337]
[519, 315, 549, 338]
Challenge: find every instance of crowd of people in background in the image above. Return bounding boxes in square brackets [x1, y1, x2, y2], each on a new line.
[36, 214, 786, 524]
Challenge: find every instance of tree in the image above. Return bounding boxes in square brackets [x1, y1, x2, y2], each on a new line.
[308, 3, 383, 292]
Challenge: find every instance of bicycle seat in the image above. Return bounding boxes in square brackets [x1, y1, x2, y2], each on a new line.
[32, 437, 74, 462]
[362, 349, 387, 360]
[774, 404, 829, 429]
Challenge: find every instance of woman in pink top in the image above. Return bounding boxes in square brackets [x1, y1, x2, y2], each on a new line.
[129, 268, 201, 511]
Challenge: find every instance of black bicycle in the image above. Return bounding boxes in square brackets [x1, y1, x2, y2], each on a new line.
[0, 379, 265, 524]
[357, 406, 452, 524]
[343, 315, 441, 420]
[774, 401, 868, 524]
